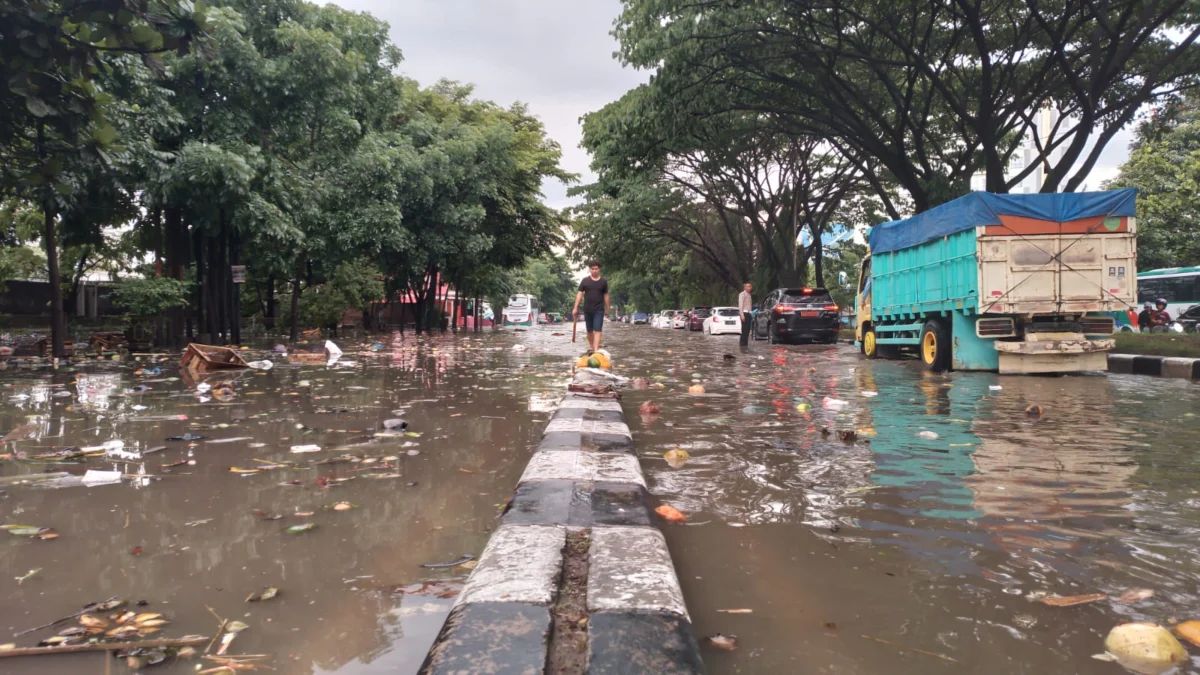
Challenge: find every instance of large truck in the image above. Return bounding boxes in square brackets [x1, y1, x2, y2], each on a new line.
[854, 189, 1137, 373]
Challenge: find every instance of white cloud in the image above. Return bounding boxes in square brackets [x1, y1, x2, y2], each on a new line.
[327, 0, 647, 209]
[326, 1, 1137, 210]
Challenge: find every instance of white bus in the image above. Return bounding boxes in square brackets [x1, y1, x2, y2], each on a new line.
[1137, 266, 1200, 319]
[502, 294, 539, 326]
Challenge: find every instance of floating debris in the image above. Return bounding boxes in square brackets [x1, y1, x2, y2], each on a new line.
[703, 634, 738, 651]
[245, 587, 279, 602]
[1039, 593, 1106, 607]
[420, 554, 475, 569]
[1103, 623, 1186, 674]
[663, 448, 689, 468]
[655, 504, 687, 523]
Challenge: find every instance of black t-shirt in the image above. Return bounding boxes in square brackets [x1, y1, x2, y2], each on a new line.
[578, 276, 608, 313]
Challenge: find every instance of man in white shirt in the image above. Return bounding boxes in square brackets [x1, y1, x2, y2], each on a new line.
[738, 282, 753, 346]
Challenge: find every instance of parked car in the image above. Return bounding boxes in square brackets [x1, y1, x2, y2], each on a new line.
[672, 311, 688, 329]
[686, 307, 711, 331]
[632, 312, 650, 325]
[652, 311, 671, 328]
[1178, 304, 1200, 333]
[752, 287, 840, 344]
[704, 307, 742, 335]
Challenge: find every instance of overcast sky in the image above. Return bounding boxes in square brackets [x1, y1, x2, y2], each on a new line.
[328, 0, 645, 210]
[327, 0, 1133, 211]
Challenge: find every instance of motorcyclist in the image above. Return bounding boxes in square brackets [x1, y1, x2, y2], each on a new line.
[1137, 301, 1154, 332]
[1150, 298, 1172, 333]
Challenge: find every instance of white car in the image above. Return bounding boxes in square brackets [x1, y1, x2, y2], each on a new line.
[655, 310, 677, 328]
[672, 311, 688, 329]
[704, 307, 742, 335]
[652, 311, 670, 328]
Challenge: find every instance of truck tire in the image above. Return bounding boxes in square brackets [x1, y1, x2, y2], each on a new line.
[920, 320, 951, 372]
[862, 327, 880, 358]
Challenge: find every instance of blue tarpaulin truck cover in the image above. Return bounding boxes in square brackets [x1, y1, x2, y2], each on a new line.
[868, 189, 1137, 255]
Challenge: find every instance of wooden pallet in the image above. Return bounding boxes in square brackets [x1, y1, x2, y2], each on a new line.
[180, 343, 249, 373]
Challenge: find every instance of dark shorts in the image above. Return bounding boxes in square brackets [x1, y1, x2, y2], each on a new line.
[584, 310, 604, 333]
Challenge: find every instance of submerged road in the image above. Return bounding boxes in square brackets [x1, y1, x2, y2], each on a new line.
[523, 322, 1200, 674]
[0, 325, 1197, 673]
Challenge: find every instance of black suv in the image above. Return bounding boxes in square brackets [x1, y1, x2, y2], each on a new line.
[752, 287, 840, 344]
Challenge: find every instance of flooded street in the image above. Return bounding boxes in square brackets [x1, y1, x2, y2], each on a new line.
[2, 324, 1200, 673]
[0, 334, 569, 673]
[586, 324, 1200, 674]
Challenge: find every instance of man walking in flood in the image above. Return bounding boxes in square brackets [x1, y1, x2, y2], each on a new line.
[573, 260, 610, 354]
[738, 281, 753, 347]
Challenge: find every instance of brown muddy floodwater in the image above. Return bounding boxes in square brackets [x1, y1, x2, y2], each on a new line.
[0, 332, 568, 674]
[571, 324, 1200, 675]
[4, 324, 1200, 674]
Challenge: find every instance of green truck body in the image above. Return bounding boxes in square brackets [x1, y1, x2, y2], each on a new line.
[855, 190, 1138, 373]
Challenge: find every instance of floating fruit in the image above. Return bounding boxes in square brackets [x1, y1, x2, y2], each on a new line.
[663, 448, 690, 468]
[1103, 623, 1186, 675]
[655, 504, 687, 523]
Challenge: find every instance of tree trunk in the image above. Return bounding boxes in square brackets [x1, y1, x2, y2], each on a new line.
[229, 225, 241, 344]
[289, 259, 303, 343]
[64, 250, 88, 317]
[193, 228, 205, 342]
[812, 240, 825, 287]
[427, 267, 439, 333]
[36, 122, 66, 360]
[264, 275, 276, 330]
[205, 232, 221, 343]
[163, 208, 186, 347]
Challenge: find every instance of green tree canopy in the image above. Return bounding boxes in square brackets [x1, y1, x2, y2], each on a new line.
[1109, 95, 1200, 269]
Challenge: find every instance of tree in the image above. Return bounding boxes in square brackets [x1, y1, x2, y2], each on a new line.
[614, 0, 1200, 213]
[374, 83, 571, 333]
[506, 254, 576, 315]
[2, 0, 570, 347]
[0, 201, 46, 286]
[578, 85, 873, 289]
[0, 1, 200, 357]
[1108, 95, 1200, 269]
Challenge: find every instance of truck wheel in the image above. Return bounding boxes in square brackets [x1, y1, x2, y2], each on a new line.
[920, 320, 951, 372]
[863, 328, 880, 357]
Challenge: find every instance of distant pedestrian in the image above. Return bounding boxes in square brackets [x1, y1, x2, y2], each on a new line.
[738, 281, 753, 347]
[573, 260, 610, 354]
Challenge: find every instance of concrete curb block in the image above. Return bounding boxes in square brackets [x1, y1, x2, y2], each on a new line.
[588, 526, 689, 618]
[421, 367, 703, 674]
[520, 450, 646, 486]
[1108, 353, 1200, 380]
[454, 524, 565, 607]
